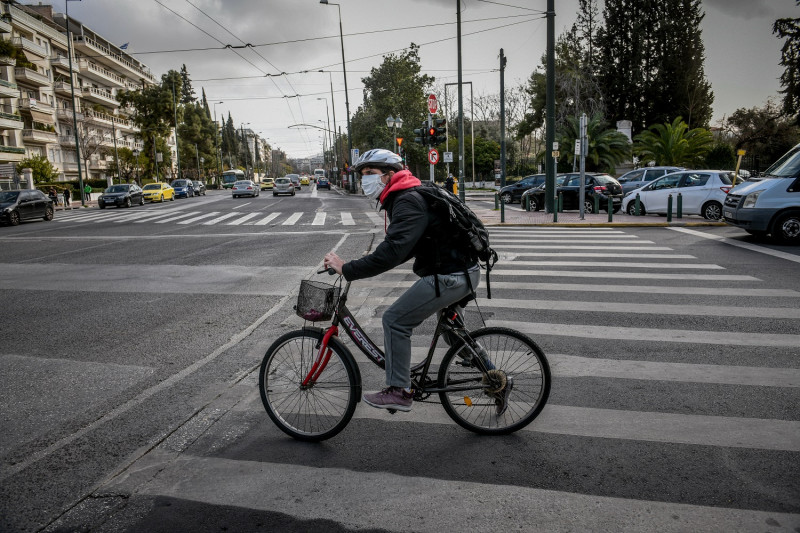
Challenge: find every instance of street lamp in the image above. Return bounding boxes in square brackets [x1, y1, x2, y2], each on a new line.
[65, 0, 85, 205]
[132, 148, 140, 185]
[317, 97, 333, 176]
[385, 115, 403, 153]
[213, 101, 223, 183]
[319, 0, 354, 193]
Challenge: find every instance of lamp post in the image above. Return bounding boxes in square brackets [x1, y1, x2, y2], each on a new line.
[385, 115, 403, 153]
[132, 148, 140, 186]
[318, 70, 340, 181]
[213, 101, 223, 183]
[65, 0, 85, 205]
[319, 0, 354, 193]
[317, 97, 333, 176]
[240, 122, 251, 179]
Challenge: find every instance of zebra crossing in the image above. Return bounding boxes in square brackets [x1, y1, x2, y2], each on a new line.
[53, 206, 382, 227]
[79, 226, 800, 531]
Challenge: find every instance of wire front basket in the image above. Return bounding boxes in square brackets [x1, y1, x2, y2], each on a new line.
[295, 280, 340, 322]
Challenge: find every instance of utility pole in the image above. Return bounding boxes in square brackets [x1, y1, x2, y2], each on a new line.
[545, 0, 556, 214]
[500, 48, 507, 222]
[456, 0, 465, 202]
[171, 79, 181, 180]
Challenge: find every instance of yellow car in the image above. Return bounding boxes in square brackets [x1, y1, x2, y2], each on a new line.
[300, 176, 310, 186]
[260, 178, 274, 190]
[142, 182, 175, 202]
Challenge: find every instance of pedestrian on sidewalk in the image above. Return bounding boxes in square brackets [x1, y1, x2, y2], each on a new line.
[48, 187, 58, 206]
[83, 183, 92, 203]
[63, 186, 71, 208]
[445, 174, 455, 195]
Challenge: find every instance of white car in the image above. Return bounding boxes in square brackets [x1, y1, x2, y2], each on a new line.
[622, 170, 734, 220]
[231, 180, 260, 198]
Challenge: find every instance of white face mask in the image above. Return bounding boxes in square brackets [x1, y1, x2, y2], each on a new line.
[361, 173, 385, 199]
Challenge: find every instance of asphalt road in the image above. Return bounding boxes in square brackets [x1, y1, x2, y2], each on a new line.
[0, 185, 798, 532]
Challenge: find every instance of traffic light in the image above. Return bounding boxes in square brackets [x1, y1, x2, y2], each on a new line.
[433, 118, 447, 144]
[414, 120, 429, 145]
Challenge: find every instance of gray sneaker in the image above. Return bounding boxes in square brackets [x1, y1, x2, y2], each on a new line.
[363, 387, 413, 412]
[496, 377, 514, 416]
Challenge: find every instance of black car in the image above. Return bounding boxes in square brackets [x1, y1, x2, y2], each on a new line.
[498, 174, 546, 204]
[0, 189, 54, 226]
[520, 175, 567, 211]
[523, 173, 623, 213]
[317, 177, 331, 190]
[192, 180, 207, 196]
[98, 184, 144, 209]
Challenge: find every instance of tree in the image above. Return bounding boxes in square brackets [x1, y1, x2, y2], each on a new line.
[16, 155, 59, 184]
[178, 103, 217, 179]
[633, 116, 713, 167]
[180, 64, 196, 104]
[107, 147, 137, 183]
[773, 2, 800, 123]
[557, 114, 631, 173]
[704, 143, 736, 170]
[724, 101, 800, 168]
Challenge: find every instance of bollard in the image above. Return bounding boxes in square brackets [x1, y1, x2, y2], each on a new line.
[593, 195, 599, 214]
[635, 193, 641, 216]
[608, 196, 613, 222]
[494, 192, 499, 210]
[524, 195, 530, 211]
[667, 194, 673, 222]
[677, 193, 683, 218]
[553, 195, 558, 223]
[558, 192, 564, 212]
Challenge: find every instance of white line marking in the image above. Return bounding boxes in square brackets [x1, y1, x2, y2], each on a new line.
[177, 212, 221, 224]
[311, 212, 326, 225]
[254, 213, 281, 225]
[154, 212, 203, 224]
[226, 213, 260, 225]
[668, 227, 800, 263]
[282, 212, 303, 225]
[341, 212, 355, 225]
[202, 213, 240, 225]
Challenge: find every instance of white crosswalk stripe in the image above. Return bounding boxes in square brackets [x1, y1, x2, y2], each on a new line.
[311, 212, 326, 225]
[281, 212, 303, 225]
[341, 211, 355, 225]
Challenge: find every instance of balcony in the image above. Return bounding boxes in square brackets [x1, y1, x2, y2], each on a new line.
[78, 60, 124, 88]
[53, 80, 73, 96]
[81, 86, 118, 107]
[83, 108, 113, 125]
[19, 98, 54, 115]
[0, 111, 24, 130]
[0, 145, 26, 154]
[14, 67, 49, 87]
[12, 36, 47, 58]
[22, 128, 58, 144]
[56, 108, 83, 123]
[0, 78, 19, 98]
[59, 135, 75, 146]
[49, 55, 73, 71]
[72, 35, 156, 84]
[0, 18, 11, 34]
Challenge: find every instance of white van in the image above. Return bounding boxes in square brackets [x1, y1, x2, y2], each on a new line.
[313, 169, 325, 182]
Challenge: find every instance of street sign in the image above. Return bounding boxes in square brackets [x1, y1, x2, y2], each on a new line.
[574, 139, 581, 155]
[553, 142, 559, 151]
[443, 151, 453, 163]
[396, 137, 403, 147]
[552, 150, 560, 158]
[427, 94, 438, 114]
[428, 149, 440, 165]
[351, 148, 359, 165]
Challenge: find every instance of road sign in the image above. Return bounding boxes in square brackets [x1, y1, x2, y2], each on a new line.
[396, 137, 403, 147]
[574, 139, 581, 155]
[552, 150, 560, 158]
[443, 151, 453, 163]
[427, 94, 438, 114]
[428, 149, 440, 165]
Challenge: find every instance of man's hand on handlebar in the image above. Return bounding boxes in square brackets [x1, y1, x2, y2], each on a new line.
[323, 252, 345, 276]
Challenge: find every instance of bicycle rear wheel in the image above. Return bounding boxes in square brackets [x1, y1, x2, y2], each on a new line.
[259, 329, 359, 442]
[438, 327, 550, 435]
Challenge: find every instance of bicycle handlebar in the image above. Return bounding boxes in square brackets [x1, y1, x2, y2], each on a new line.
[317, 267, 337, 275]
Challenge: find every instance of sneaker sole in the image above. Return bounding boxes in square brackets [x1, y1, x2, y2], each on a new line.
[362, 397, 412, 412]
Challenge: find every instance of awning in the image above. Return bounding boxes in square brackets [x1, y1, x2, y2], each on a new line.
[30, 110, 54, 124]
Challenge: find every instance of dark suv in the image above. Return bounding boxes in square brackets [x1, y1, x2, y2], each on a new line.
[524, 173, 623, 213]
[498, 174, 546, 204]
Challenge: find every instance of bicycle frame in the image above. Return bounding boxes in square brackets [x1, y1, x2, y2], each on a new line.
[301, 278, 494, 396]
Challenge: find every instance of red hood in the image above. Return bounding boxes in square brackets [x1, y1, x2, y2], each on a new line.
[378, 169, 421, 204]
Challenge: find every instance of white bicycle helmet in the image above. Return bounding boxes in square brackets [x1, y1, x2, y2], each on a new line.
[352, 149, 403, 172]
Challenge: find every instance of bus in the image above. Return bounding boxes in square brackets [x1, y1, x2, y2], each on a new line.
[221, 169, 245, 189]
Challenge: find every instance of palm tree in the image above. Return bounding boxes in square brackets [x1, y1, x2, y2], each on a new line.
[634, 117, 713, 167]
[557, 114, 630, 173]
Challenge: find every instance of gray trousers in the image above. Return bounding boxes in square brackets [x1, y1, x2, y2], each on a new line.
[382, 268, 480, 388]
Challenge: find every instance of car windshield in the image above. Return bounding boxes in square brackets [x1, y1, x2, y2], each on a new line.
[105, 185, 128, 193]
[0, 191, 20, 202]
[172, 180, 188, 186]
[234, 181, 251, 186]
[276, 178, 289, 184]
[143, 184, 161, 190]
[763, 145, 800, 178]
[592, 175, 618, 185]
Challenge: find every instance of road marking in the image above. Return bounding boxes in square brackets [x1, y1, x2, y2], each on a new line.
[494, 245, 674, 250]
[177, 212, 221, 224]
[494, 260, 724, 269]
[477, 269, 758, 281]
[202, 213, 240, 225]
[232, 201, 252, 209]
[496, 319, 800, 347]
[668, 227, 800, 264]
[254, 213, 281, 225]
[282, 212, 303, 225]
[493, 239, 657, 244]
[341, 212, 355, 225]
[365, 211, 383, 225]
[154, 212, 203, 223]
[134, 211, 190, 223]
[499, 252, 696, 259]
[226, 213, 260, 225]
[311, 212, 326, 225]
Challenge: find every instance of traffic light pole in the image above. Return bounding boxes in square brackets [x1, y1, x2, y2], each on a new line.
[429, 112, 434, 182]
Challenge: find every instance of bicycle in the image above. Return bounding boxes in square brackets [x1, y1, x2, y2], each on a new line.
[259, 270, 551, 442]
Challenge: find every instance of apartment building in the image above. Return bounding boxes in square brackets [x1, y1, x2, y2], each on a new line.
[0, 1, 156, 185]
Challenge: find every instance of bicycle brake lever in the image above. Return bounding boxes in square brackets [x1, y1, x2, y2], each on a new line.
[317, 267, 336, 275]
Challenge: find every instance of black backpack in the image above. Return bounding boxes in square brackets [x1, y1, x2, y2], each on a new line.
[414, 181, 499, 298]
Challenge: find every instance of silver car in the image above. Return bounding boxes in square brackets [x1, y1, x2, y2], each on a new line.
[231, 180, 260, 198]
[273, 177, 296, 197]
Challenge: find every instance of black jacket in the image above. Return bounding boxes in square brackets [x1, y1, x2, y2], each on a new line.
[342, 187, 475, 281]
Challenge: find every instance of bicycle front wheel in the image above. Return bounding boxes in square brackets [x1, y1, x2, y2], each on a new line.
[259, 329, 359, 442]
[438, 327, 550, 435]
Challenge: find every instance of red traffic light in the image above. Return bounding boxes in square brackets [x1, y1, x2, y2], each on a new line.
[428, 127, 436, 136]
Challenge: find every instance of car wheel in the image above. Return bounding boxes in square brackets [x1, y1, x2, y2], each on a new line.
[702, 201, 722, 220]
[170, 195, 175, 201]
[139, 197, 145, 206]
[583, 199, 595, 214]
[626, 202, 645, 216]
[500, 192, 513, 204]
[43, 206, 54, 221]
[124, 198, 132, 208]
[292, 191, 295, 196]
[8, 210, 20, 226]
[771, 210, 800, 244]
[526, 197, 540, 212]
[99, 204, 106, 209]
[160, 194, 165, 202]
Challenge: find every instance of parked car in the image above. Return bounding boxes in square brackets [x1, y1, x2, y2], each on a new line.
[520, 175, 567, 211]
[724, 143, 800, 242]
[273, 177, 296, 196]
[622, 170, 733, 219]
[300, 176, 310, 186]
[317, 177, 331, 190]
[142, 182, 175, 202]
[617, 166, 684, 194]
[170, 179, 195, 198]
[260, 178, 275, 190]
[0, 189, 53, 226]
[98, 183, 144, 209]
[498, 174, 546, 204]
[542, 172, 624, 213]
[192, 180, 207, 196]
[286, 174, 301, 190]
[231, 180, 260, 198]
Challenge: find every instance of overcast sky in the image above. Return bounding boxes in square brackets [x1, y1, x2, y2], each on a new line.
[63, 0, 797, 158]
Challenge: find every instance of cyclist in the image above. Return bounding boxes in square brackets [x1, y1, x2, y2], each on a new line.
[323, 148, 480, 412]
